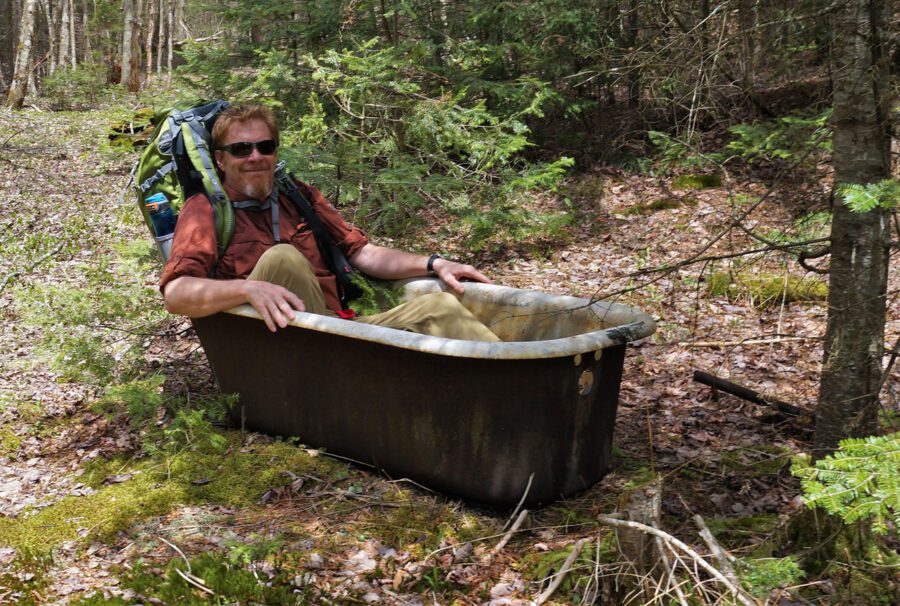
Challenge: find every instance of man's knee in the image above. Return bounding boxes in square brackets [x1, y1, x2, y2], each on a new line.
[258, 243, 312, 271]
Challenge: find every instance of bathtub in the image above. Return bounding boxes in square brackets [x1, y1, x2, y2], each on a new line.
[191, 279, 655, 508]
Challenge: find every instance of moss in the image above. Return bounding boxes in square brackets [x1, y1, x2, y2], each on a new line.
[624, 198, 681, 214]
[0, 431, 343, 557]
[705, 514, 780, 549]
[672, 173, 722, 189]
[71, 552, 315, 606]
[360, 493, 491, 556]
[719, 445, 791, 478]
[0, 427, 21, 455]
[707, 271, 828, 308]
[0, 548, 54, 606]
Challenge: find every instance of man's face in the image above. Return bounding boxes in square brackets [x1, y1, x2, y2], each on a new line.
[214, 119, 277, 200]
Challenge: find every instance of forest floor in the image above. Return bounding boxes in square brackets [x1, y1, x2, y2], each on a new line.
[0, 105, 897, 606]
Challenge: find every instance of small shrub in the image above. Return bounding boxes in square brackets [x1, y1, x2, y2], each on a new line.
[41, 64, 108, 110]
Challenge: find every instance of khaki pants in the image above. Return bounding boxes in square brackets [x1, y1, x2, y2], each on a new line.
[249, 244, 500, 342]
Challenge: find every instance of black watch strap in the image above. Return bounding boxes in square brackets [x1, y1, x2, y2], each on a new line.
[427, 253, 442, 275]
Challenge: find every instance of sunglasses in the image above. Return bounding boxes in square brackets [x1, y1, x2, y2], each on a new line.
[218, 139, 278, 157]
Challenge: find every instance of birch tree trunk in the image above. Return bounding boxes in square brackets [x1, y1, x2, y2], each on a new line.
[121, 0, 134, 86]
[155, 0, 165, 74]
[7, 0, 38, 108]
[144, 0, 156, 77]
[58, 0, 71, 69]
[814, 0, 892, 457]
[68, 0, 77, 68]
[81, 0, 91, 64]
[40, 0, 59, 73]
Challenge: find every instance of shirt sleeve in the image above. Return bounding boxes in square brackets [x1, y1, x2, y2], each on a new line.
[158, 193, 218, 294]
[296, 181, 369, 259]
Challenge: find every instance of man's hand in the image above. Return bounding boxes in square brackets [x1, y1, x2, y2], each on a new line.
[163, 275, 305, 333]
[243, 280, 306, 332]
[431, 258, 492, 294]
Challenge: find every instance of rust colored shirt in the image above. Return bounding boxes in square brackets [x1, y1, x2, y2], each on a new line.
[159, 180, 368, 313]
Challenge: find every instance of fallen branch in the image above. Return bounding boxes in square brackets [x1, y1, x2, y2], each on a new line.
[693, 369, 810, 417]
[0, 242, 65, 295]
[597, 515, 759, 606]
[535, 538, 587, 605]
[490, 509, 528, 556]
[693, 514, 739, 585]
[503, 472, 533, 532]
[679, 336, 817, 347]
[655, 535, 690, 606]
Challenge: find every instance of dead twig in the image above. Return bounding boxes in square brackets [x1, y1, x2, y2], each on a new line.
[490, 509, 528, 556]
[678, 335, 818, 347]
[535, 538, 587, 605]
[597, 515, 759, 606]
[503, 472, 534, 532]
[0, 242, 65, 295]
[693, 514, 739, 585]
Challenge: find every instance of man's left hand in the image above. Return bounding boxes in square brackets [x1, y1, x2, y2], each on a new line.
[432, 258, 493, 294]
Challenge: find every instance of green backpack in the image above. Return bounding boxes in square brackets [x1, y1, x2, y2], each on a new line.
[131, 99, 234, 261]
[131, 99, 363, 308]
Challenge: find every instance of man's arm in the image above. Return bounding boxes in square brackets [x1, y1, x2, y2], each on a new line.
[349, 243, 492, 294]
[163, 275, 305, 333]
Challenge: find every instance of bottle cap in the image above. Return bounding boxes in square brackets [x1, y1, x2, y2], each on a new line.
[146, 192, 167, 204]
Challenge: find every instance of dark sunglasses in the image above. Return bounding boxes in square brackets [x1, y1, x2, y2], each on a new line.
[218, 139, 278, 157]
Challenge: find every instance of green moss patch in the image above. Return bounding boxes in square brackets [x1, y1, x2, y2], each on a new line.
[0, 433, 342, 556]
[719, 445, 791, 478]
[705, 514, 780, 550]
[672, 173, 722, 189]
[0, 428, 21, 455]
[708, 271, 827, 307]
[624, 197, 695, 215]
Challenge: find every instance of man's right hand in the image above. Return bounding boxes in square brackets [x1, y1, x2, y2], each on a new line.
[243, 280, 305, 332]
[163, 275, 305, 333]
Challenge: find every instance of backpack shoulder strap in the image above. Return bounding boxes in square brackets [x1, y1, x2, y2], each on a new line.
[275, 164, 361, 308]
[177, 111, 234, 256]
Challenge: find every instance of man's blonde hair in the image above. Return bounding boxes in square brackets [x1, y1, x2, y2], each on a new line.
[211, 104, 280, 148]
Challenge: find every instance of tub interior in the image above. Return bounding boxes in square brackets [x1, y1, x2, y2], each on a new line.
[400, 279, 642, 343]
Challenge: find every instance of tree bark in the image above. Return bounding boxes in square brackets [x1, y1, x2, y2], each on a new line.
[815, 0, 892, 457]
[144, 0, 156, 77]
[121, 0, 134, 86]
[7, 0, 38, 108]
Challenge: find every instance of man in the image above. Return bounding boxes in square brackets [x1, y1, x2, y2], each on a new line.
[160, 104, 499, 341]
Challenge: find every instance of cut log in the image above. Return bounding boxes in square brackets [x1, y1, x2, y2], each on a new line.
[693, 370, 811, 417]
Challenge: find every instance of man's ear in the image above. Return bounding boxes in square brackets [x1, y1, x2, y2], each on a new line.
[213, 150, 224, 170]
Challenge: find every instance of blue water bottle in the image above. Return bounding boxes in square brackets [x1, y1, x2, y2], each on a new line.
[146, 192, 176, 261]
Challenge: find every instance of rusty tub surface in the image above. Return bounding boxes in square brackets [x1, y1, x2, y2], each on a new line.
[191, 279, 656, 508]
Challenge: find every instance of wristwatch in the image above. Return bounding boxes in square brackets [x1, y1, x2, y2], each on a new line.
[427, 253, 442, 276]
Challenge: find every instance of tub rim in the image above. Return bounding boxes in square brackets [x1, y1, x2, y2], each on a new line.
[221, 280, 656, 360]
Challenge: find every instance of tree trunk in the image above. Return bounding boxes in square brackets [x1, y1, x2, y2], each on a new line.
[815, 0, 892, 457]
[68, 0, 77, 67]
[738, 0, 756, 93]
[121, 0, 141, 90]
[155, 0, 165, 73]
[7, 0, 38, 108]
[121, 0, 134, 86]
[58, 0, 70, 68]
[40, 0, 59, 73]
[81, 0, 91, 64]
[144, 0, 156, 77]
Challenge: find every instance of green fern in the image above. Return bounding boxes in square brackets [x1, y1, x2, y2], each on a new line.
[791, 433, 900, 535]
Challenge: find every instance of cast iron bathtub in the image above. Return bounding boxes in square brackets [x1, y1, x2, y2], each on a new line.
[192, 279, 656, 508]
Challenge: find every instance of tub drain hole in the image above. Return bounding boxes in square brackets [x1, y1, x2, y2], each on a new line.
[578, 369, 594, 396]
